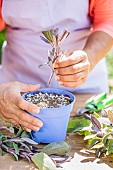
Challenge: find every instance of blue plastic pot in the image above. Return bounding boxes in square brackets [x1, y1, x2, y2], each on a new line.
[22, 88, 75, 143]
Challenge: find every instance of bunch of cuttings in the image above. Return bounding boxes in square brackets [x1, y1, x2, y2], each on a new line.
[39, 28, 70, 85]
[0, 120, 72, 169]
[67, 109, 113, 158]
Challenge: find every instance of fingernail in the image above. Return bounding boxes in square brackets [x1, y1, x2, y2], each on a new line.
[59, 81, 63, 85]
[36, 121, 43, 127]
[56, 76, 60, 81]
[26, 128, 31, 133]
[53, 63, 58, 68]
[33, 126, 40, 131]
[39, 122, 43, 127]
[54, 70, 58, 74]
[34, 108, 40, 113]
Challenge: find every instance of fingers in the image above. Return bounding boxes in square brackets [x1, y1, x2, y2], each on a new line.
[54, 50, 87, 68]
[16, 82, 40, 93]
[59, 78, 87, 88]
[56, 70, 88, 82]
[14, 108, 43, 128]
[0, 81, 43, 132]
[23, 127, 32, 133]
[18, 119, 41, 132]
[1, 107, 43, 131]
[55, 61, 89, 76]
[16, 96, 40, 114]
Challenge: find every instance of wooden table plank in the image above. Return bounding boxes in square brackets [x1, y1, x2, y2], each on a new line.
[0, 94, 113, 170]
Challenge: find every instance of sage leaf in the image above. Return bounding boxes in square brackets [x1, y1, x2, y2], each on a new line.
[50, 155, 72, 166]
[42, 30, 54, 43]
[10, 151, 18, 161]
[0, 148, 6, 156]
[3, 138, 23, 143]
[31, 152, 56, 170]
[96, 147, 104, 158]
[107, 139, 113, 155]
[14, 126, 23, 137]
[9, 127, 14, 133]
[67, 117, 91, 133]
[41, 141, 71, 156]
[40, 36, 51, 44]
[91, 115, 101, 129]
[21, 138, 38, 145]
[89, 138, 102, 149]
[21, 131, 30, 138]
[103, 132, 113, 145]
[13, 142, 19, 155]
[84, 134, 97, 140]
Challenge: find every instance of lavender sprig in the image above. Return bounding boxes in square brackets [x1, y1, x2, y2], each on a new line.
[39, 28, 70, 86]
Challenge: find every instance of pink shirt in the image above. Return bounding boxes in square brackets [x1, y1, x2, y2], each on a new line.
[90, 0, 113, 38]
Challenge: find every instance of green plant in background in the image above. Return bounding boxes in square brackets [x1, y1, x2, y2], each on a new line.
[106, 50, 113, 79]
[0, 29, 6, 63]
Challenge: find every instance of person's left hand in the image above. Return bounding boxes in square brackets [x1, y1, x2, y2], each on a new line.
[54, 50, 90, 88]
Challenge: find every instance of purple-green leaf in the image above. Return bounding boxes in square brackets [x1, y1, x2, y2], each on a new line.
[91, 115, 101, 129]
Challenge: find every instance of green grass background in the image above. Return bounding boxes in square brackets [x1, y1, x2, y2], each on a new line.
[0, 29, 113, 84]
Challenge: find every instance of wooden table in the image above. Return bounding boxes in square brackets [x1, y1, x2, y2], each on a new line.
[0, 94, 113, 170]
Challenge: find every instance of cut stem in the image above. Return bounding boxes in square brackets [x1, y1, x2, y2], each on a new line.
[47, 71, 55, 86]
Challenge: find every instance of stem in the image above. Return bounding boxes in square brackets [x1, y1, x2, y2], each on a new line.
[47, 71, 55, 86]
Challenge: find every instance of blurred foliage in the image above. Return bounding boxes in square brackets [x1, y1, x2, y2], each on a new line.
[106, 50, 113, 79]
[0, 29, 6, 63]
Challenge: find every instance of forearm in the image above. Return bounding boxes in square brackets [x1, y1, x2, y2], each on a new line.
[83, 31, 113, 71]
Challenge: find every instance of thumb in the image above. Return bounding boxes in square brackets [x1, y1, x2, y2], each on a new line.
[19, 83, 40, 92]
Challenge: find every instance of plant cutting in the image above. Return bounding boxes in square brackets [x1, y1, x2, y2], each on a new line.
[39, 28, 70, 86]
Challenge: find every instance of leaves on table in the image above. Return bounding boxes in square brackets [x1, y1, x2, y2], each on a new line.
[90, 115, 101, 130]
[89, 138, 102, 149]
[0, 126, 14, 133]
[68, 108, 113, 158]
[0, 122, 72, 168]
[21, 138, 38, 145]
[42, 141, 71, 156]
[13, 126, 24, 137]
[50, 155, 72, 167]
[31, 152, 56, 170]
[67, 117, 91, 133]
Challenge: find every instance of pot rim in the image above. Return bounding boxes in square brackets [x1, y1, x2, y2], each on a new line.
[22, 87, 76, 110]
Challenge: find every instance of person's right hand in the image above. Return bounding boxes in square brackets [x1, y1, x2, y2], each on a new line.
[0, 81, 43, 132]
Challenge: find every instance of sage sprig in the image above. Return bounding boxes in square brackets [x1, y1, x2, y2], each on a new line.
[39, 28, 70, 85]
[67, 109, 113, 158]
[0, 123, 71, 169]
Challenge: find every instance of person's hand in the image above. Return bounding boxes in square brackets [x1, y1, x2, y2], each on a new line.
[0, 82, 43, 132]
[54, 50, 90, 88]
